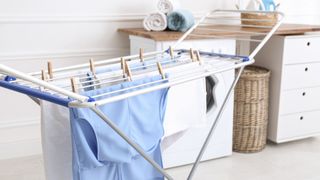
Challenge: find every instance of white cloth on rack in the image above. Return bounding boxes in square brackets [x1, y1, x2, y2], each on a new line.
[40, 70, 88, 180]
[157, 0, 181, 14]
[161, 63, 207, 149]
[41, 101, 72, 180]
[143, 12, 167, 32]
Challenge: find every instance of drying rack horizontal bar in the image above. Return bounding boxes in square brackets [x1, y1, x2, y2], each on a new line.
[0, 80, 71, 107]
[28, 50, 165, 77]
[0, 51, 248, 108]
[91, 60, 253, 106]
[10, 50, 244, 92]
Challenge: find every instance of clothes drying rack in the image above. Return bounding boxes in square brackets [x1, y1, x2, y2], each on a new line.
[0, 10, 283, 180]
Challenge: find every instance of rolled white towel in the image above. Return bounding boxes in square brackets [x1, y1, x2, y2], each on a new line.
[157, 0, 181, 14]
[143, 12, 167, 31]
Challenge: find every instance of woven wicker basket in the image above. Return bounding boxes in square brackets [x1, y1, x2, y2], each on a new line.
[241, 12, 278, 27]
[233, 66, 270, 153]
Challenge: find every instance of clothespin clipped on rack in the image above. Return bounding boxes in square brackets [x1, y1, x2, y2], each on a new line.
[139, 48, 144, 62]
[89, 58, 101, 90]
[89, 58, 97, 78]
[169, 46, 174, 59]
[40, 70, 47, 91]
[70, 77, 79, 93]
[157, 62, 166, 79]
[195, 50, 203, 65]
[124, 60, 133, 81]
[121, 57, 127, 78]
[41, 70, 48, 81]
[190, 48, 195, 62]
[47, 61, 53, 79]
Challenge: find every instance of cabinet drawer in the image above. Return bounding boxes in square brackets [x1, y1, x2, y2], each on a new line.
[280, 87, 320, 115]
[283, 36, 320, 64]
[278, 111, 320, 140]
[282, 63, 320, 90]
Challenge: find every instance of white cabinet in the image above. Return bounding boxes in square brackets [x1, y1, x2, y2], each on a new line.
[278, 110, 320, 140]
[282, 63, 320, 89]
[283, 36, 320, 64]
[254, 35, 320, 143]
[128, 35, 236, 168]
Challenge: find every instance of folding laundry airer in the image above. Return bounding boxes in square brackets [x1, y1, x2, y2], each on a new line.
[0, 10, 284, 180]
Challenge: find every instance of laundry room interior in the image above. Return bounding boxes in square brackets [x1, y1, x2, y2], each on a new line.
[0, 0, 320, 180]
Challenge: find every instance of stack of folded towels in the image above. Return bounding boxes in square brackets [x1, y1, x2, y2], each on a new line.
[143, 0, 195, 32]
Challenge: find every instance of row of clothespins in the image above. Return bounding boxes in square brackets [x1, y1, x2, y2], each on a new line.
[40, 46, 202, 93]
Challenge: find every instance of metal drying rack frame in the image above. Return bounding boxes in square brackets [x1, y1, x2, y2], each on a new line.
[0, 10, 284, 180]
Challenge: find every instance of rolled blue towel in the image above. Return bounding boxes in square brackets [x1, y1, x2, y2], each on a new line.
[167, 9, 195, 32]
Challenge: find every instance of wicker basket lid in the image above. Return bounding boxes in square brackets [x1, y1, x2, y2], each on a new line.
[241, 66, 270, 79]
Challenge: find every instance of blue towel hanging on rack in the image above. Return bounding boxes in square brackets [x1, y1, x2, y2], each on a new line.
[70, 75, 169, 180]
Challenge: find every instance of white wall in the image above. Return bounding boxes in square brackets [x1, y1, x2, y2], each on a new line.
[0, 0, 320, 160]
[278, 0, 320, 24]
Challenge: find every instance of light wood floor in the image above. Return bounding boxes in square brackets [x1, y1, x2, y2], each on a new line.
[1, 137, 320, 180]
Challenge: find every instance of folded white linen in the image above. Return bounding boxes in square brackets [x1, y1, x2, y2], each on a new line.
[143, 12, 167, 31]
[157, 0, 181, 14]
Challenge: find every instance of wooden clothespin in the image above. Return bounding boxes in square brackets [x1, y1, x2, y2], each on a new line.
[89, 58, 96, 77]
[169, 46, 174, 59]
[124, 61, 133, 81]
[89, 58, 100, 89]
[195, 50, 203, 65]
[47, 61, 53, 79]
[139, 48, 144, 62]
[157, 62, 166, 79]
[41, 70, 48, 81]
[121, 57, 126, 78]
[70, 77, 78, 93]
[190, 48, 195, 61]
[40, 69, 47, 91]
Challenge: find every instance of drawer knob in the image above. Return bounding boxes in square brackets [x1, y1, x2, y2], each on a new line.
[300, 116, 304, 120]
[307, 42, 311, 46]
[302, 92, 306, 96]
[305, 67, 309, 72]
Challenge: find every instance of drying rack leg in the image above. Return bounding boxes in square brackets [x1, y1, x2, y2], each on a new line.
[90, 107, 174, 180]
[187, 67, 245, 180]
[29, 96, 40, 105]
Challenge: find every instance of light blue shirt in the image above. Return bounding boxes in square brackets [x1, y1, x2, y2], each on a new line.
[70, 75, 168, 180]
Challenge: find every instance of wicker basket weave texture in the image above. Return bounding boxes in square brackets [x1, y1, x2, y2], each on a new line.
[233, 124, 268, 153]
[233, 66, 270, 153]
[234, 100, 268, 126]
[241, 12, 278, 27]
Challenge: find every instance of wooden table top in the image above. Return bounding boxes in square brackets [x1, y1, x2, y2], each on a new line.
[118, 24, 320, 41]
